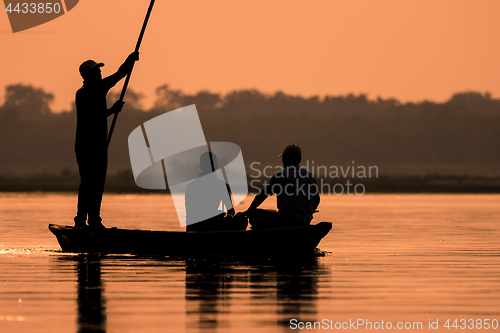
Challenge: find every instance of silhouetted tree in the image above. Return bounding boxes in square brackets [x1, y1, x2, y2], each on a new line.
[153, 84, 184, 111]
[1, 84, 500, 176]
[1, 84, 54, 119]
[183, 90, 222, 112]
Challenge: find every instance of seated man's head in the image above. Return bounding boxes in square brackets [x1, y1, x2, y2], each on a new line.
[279, 144, 301, 167]
[79, 60, 104, 83]
[199, 152, 219, 174]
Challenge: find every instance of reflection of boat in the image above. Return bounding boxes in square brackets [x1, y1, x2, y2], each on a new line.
[49, 222, 332, 256]
[184, 255, 328, 330]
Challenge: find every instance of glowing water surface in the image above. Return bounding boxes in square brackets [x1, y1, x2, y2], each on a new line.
[0, 193, 499, 332]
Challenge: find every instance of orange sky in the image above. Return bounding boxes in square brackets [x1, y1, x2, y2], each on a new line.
[1, 0, 500, 111]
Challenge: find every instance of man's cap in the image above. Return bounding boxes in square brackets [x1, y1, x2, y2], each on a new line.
[278, 144, 302, 158]
[79, 60, 104, 76]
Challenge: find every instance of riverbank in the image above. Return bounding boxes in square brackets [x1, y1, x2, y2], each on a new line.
[1, 172, 499, 193]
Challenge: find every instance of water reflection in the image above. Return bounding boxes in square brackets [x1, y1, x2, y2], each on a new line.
[250, 257, 323, 327]
[48, 253, 328, 333]
[53, 254, 106, 333]
[185, 258, 235, 332]
[76, 254, 106, 333]
[275, 259, 321, 326]
[185, 256, 328, 332]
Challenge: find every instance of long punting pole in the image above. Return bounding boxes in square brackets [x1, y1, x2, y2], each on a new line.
[107, 0, 156, 148]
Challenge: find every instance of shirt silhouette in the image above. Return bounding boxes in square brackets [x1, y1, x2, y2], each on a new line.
[73, 52, 138, 229]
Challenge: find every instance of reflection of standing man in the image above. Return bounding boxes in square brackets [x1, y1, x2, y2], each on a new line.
[74, 52, 139, 229]
[76, 255, 106, 333]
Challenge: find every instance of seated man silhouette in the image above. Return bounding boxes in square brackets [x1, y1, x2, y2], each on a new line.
[185, 152, 247, 232]
[244, 144, 320, 229]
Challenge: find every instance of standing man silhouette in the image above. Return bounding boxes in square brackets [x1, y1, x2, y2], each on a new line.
[74, 52, 139, 229]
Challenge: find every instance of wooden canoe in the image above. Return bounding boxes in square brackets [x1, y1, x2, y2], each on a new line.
[48, 222, 332, 256]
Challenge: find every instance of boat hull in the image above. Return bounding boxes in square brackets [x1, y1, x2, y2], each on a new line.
[48, 222, 332, 256]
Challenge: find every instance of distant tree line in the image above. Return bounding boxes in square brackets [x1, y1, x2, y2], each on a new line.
[1, 83, 499, 177]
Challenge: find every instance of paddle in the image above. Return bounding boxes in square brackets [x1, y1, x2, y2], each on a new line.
[206, 143, 237, 216]
[106, 0, 156, 149]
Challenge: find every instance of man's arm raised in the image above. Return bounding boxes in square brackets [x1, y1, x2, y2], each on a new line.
[103, 52, 139, 90]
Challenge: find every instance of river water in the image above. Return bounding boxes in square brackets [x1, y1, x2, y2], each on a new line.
[0, 193, 499, 332]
